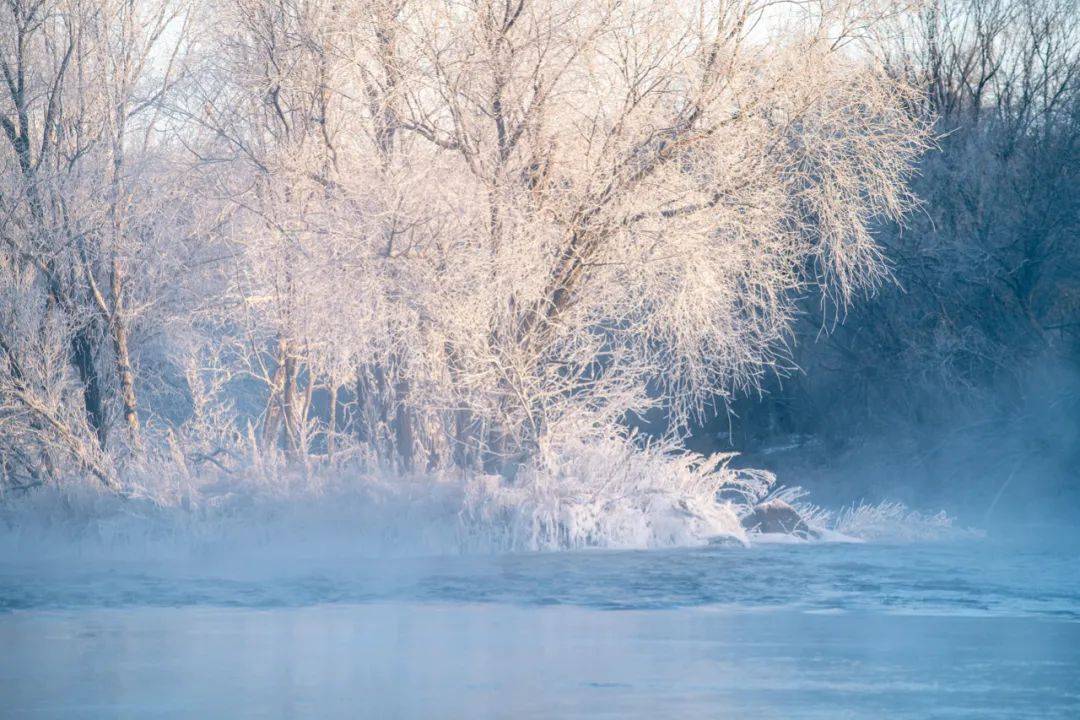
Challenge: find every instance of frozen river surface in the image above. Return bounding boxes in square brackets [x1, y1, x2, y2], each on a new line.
[1, 538, 1078, 718]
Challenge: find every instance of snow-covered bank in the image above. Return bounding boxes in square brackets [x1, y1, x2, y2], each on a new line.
[0, 442, 970, 560]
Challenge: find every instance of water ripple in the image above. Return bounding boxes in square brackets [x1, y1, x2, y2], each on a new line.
[1, 539, 1078, 619]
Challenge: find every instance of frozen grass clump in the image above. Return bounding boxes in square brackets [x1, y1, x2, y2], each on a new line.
[0, 469, 469, 561]
[462, 433, 776, 551]
[829, 501, 978, 542]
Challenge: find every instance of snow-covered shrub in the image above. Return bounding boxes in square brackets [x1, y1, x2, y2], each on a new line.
[829, 501, 974, 543]
[460, 429, 776, 551]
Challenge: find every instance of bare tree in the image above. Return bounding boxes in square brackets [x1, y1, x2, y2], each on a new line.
[190, 0, 928, 477]
[0, 0, 193, 486]
[0, 0, 930, 495]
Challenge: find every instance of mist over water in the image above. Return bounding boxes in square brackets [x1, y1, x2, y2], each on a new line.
[718, 358, 1080, 539]
[3, 397, 1077, 719]
[2, 448, 1077, 719]
[3, 536, 1079, 719]
[1, 534, 1077, 617]
[2, 364, 1075, 719]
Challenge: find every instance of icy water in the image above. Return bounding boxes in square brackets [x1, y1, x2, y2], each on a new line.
[1, 538, 1078, 718]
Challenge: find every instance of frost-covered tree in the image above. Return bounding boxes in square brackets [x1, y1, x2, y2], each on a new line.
[188, 0, 928, 476]
[2, 0, 930, 495]
[0, 0, 193, 487]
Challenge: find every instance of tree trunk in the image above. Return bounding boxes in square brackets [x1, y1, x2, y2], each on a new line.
[262, 337, 287, 450]
[282, 350, 301, 460]
[71, 327, 108, 451]
[393, 378, 416, 473]
[109, 259, 140, 449]
[327, 380, 338, 461]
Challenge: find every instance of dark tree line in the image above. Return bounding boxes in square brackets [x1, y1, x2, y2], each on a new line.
[711, 0, 1079, 491]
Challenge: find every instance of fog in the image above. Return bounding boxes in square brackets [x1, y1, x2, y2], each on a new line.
[720, 358, 1080, 534]
[1, 0, 1078, 716]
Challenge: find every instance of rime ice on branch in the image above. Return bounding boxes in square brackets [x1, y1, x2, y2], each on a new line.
[0, 0, 928, 500]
